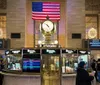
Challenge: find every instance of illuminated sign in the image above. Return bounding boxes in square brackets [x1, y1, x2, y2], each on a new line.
[22, 49, 41, 72]
[27, 49, 36, 54]
[22, 59, 40, 72]
[77, 50, 89, 54]
[5, 50, 10, 55]
[42, 49, 60, 54]
[23, 49, 40, 54]
[46, 49, 56, 54]
[5, 50, 21, 54]
[39, 44, 58, 47]
[89, 39, 100, 49]
[62, 49, 77, 54]
[12, 50, 21, 54]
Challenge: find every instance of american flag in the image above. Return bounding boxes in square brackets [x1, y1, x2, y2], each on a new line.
[32, 2, 60, 20]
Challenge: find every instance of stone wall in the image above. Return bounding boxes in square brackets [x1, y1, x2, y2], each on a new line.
[6, 0, 26, 48]
[66, 0, 85, 48]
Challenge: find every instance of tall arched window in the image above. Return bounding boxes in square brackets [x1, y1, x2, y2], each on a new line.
[85, 14, 98, 39]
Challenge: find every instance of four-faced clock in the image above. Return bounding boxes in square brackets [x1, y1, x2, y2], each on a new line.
[41, 20, 54, 32]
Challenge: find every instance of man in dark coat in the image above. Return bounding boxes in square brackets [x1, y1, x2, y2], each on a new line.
[76, 61, 94, 85]
[96, 58, 100, 82]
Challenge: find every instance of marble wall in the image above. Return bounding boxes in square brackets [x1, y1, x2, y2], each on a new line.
[66, 0, 85, 48]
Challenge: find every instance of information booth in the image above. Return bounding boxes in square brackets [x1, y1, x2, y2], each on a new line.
[41, 48, 61, 85]
[62, 49, 78, 74]
[4, 49, 22, 72]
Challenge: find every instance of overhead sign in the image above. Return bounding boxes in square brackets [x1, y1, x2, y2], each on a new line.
[22, 49, 40, 54]
[5, 49, 21, 55]
[77, 50, 90, 54]
[62, 49, 77, 54]
[89, 39, 100, 49]
[42, 49, 60, 54]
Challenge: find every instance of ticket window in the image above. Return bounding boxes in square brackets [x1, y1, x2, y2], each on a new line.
[62, 49, 78, 74]
[77, 50, 90, 70]
[5, 50, 22, 71]
[22, 49, 41, 73]
[62, 54, 78, 73]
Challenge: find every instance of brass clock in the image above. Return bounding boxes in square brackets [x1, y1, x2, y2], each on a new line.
[40, 20, 55, 35]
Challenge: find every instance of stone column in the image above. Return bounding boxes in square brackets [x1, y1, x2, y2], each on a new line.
[25, 0, 34, 47]
[6, 0, 26, 48]
[66, 0, 85, 48]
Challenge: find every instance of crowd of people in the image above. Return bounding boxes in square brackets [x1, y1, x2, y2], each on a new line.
[76, 58, 100, 85]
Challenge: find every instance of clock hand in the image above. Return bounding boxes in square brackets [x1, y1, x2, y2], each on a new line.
[44, 23, 50, 32]
[44, 23, 49, 28]
[46, 24, 49, 28]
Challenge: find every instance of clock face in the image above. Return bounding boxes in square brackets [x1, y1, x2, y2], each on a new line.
[42, 20, 53, 32]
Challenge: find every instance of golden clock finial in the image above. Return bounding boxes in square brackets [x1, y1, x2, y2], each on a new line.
[46, 16, 49, 20]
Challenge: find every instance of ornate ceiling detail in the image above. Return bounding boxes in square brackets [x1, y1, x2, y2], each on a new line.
[85, 0, 100, 11]
[0, 0, 7, 9]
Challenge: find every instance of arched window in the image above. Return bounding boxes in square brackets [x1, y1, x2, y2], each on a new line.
[85, 14, 98, 39]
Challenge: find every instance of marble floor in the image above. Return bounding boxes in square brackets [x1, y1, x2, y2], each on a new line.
[92, 78, 100, 85]
[2, 73, 100, 85]
[95, 82, 100, 85]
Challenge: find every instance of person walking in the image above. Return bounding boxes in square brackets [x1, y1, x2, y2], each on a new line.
[76, 61, 94, 85]
[96, 58, 100, 82]
[91, 59, 98, 82]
